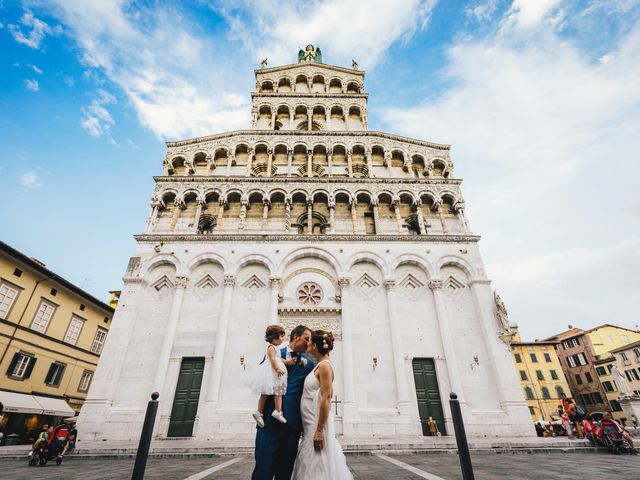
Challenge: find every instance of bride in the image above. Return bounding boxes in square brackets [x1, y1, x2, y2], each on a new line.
[292, 330, 352, 479]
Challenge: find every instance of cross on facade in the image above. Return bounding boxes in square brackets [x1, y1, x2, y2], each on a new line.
[331, 395, 342, 415]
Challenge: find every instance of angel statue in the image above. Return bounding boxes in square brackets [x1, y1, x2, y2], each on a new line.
[298, 44, 323, 63]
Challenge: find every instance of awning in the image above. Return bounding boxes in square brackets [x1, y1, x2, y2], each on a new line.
[0, 391, 43, 415]
[0, 391, 75, 417]
[33, 396, 75, 417]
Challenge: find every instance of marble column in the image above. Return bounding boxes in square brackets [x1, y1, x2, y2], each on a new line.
[284, 196, 292, 233]
[366, 150, 374, 177]
[436, 202, 448, 234]
[269, 278, 281, 326]
[262, 198, 270, 232]
[238, 196, 248, 231]
[289, 112, 295, 130]
[429, 279, 465, 402]
[454, 202, 470, 233]
[251, 107, 257, 129]
[226, 154, 233, 177]
[206, 276, 235, 404]
[307, 108, 312, 131]
[392, 199, 404, 234]
[328, 197, 336, 234]
[384, 152, 393, 177]
[169, 197, 185, 231]
[327, 151, 333, 176]
[216, 198, 226, 231]
[371, 198, 380, 235]
[152, 276, 188, 393]
[194, 197, 205, 234]
[271, 111, 276, 130]
[307, 150, 313, 178]
[267, 150, 273, 177]
[338, 278, 356, 423]
[246, 149, 254, 176]
[350, 198, 358, 234]
[144, 203, 160, 234]
[307, 198, 313, 234]
[287, 150, 293, 177]
[325, 111, 331, 130]
[414, 200, 426, 235]
[384, 280, 410, 411]
[347, 150, 353, 178]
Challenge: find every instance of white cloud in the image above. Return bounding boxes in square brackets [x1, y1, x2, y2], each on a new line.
[8, 10, 55, 49]
[80, 89, 116, 138]
[20, 171, 42, 189]
[504, 0, 561, 29]
[64, 75, 74, 87]
[28, 63, 43, 74]
[465, 0, 499, 22]
[217, 0, 437, 68]
[24, 79, 40, 91]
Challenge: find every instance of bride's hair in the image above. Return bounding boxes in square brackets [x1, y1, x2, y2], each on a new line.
[311, 330, 335, 355]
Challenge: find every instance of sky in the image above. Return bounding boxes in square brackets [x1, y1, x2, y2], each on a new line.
[1, 0, 639, 340]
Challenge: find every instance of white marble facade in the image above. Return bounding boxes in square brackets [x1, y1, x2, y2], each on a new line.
[78, 52, 533, 443]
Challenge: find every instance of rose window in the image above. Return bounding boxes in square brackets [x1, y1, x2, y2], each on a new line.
[297, 283, 322, 306]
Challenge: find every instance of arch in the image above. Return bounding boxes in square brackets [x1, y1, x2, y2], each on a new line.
[260, 80, 274, 92]
[347, 251, 388, 276]
[278, 77, 292, 92]
[140, 254, 182, 278]
[328, 78, 342, 93]
[346, 81, 360, 93]
[524, 387, 535, 400]
[541, 387, 551, 400]
[390, 254, 435, 278]
[186, 252, 228, 274]
[276, 247, 343, 278]
[436, 255, 474, 279]
[555, 386, 565, 398]
[233, 254, 275, 277]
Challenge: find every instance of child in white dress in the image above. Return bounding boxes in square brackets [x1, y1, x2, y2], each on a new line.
[250, 324, 293, 427]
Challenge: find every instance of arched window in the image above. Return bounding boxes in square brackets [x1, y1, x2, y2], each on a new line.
[555, 386, 565, 398]
[524, 387, 534, 400]
[541, 387, 551, 399]
[197, 214, 216, 234]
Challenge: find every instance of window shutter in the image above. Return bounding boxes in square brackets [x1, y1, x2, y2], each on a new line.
[24, 356, 37, 379]
[6, 352, 20, 375]
[44, 363, 55, 384]
[55, 365, 66, 386]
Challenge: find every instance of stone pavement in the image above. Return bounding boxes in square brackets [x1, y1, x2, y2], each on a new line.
[1, 451, 638, 479]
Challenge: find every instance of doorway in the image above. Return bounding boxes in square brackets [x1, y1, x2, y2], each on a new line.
[168, 357, 205, 437]
[412, 357, 446, 435]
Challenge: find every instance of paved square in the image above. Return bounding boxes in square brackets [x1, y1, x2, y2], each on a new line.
[0, 451, 638, 479]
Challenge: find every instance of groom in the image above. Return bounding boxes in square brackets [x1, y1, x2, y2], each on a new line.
[252, 325, 314, 480]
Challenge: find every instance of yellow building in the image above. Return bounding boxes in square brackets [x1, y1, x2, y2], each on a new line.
[593, 356, 624, 421]
[586, 324, 640, 358]
[510, 340, 572, 422]
[0, 241, 113, 444]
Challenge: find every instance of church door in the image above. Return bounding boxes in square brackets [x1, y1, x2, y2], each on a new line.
[412, 358, 446, 435]
[168, 357, 205, 437]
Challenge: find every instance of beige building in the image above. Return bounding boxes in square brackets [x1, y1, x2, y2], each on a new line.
[0, 241, 113, 444]
[510, 340, 571, 422]
[593, 356, 624, 420]
[610, 340, 640, 396]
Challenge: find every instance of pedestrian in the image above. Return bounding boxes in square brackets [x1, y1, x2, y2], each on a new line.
[582, 414, 596, 447]
[559, 407, 574, 439]
[427, 416, 438, 437]
[632, 414, 638, 429]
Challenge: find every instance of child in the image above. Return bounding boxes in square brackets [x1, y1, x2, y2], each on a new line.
[250, 325, 292, 427]
[28, 426, 53, 458]
[427, 416, 438, 436]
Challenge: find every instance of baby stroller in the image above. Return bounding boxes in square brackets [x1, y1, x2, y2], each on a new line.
[29, 424, 70, 466]
[598, 419, 634, 455]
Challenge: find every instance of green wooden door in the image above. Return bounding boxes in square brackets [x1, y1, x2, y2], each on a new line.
[168, 357, 205, 437]
[412, 358, 446, 435]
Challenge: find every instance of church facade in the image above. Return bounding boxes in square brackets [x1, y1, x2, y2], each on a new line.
[78, 48, 533, 443]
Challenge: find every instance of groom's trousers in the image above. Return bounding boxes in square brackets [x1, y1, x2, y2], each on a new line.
[252, 422, 302, 480]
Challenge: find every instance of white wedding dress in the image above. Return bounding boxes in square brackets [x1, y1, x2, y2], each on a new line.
[292, 360, 352, 479]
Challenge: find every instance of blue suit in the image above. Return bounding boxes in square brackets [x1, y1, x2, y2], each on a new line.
[252, 346, 315, 480]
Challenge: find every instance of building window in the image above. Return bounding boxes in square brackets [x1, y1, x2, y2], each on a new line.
[633, 348, 640, 359]
[575, 374, 583, 385]
[568, 356, 577, 368]
[44, 362, 66, 387]
[576, 353, 587, 366]
[592, 392, 603, 404]
[536, 370, 544, 380]
[610, 400, 623, 412]
[595, 366, 607, 376]
[63, 316, 85, 345]
[13, 268, 23, 277]
[524, 387, 534, 400]
[530, 353, 538, 363]
[544, 353, 552, 363]
[520, 370, 528, 380]
[78, 370, 93, 392]
[585, 372, 593, 383]
[623, 335, 630, 344]
[528, 406, 536, 415]
[607, 364, 614, 373]
[632, 369, 640, 381]
[541, 387, 551, 399]
[514, 353, 522, 363]
[550, 370, 559, 380]
[602, 381, 614, 392]
[364, 212, 376, 234]
[50, 288, 57, 296]
[31, 300, 56, 334]
[0, 281, 21, 319]
[90, 328, 108, 354]
[626, 371, 634, 382]
[580, 393, 592, 405]
[555, 386, 565, 398]
[6, 352, 36, 379]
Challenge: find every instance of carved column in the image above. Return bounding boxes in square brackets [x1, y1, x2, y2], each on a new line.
[307, 198, 313, 234]
[226, 154, 234, 177]
[251, 106, 257, 129]
[206, 276, 235, 404]
[435, 201, 448, 234]
[384, 280, 410, 411]
[454, 202, 470, 233]
[307, 150, 313, 178]
[430, 279, 465, 401]
[371, 198, 380, 235]
[287, 149, 293, 177]
[327, 149, 333, 176]
[325, 111, 331, 130]
[193, 197, 205, 234]
[289, 112, 295, 130]
[307, 107, 312, 131]
[271, 111, 276, 129]
[414, 200, 426, 235]
[144, 200, 160, 234]
[366, 150, 374, 177]
[152, 276, 188, 393]
[169, 197, 185, 231]
[392, 199, 404, 234]
[328, 196, 336, 234]
[216, 197, 226, 232]
[284, 196, 292, 233]
[246, 148, 254, 176]
[262, 198, 270, 232]
[269, 278, 281, 326]
[238, 195, 248, 231]
[384, 152, 393, 177]
[338, 278, 356, 423]
[347, 150, 353, 178]
[350, 198, 358, 234]
[267, 150, 273, 177]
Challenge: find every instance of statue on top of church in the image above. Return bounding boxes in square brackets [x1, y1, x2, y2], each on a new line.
[260, 58, 268, 68]
[298, 44, 323, 63]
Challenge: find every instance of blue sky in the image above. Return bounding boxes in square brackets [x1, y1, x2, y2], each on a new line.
[1, 0, 639, 339]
